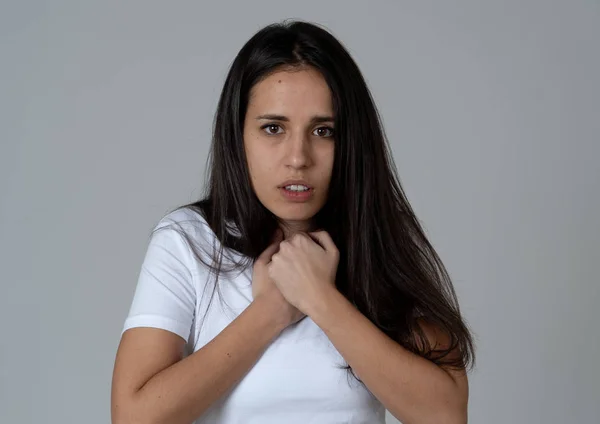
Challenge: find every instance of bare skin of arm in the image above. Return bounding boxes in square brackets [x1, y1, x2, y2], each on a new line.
[112, 295, 293, 424]
[111, 230, 302, 424]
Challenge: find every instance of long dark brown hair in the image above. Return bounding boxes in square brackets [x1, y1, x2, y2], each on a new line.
[165, 20, 475, 381]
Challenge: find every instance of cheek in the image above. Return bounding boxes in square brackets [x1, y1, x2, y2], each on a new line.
[244, 136, 262, 178]
[245, 140, 274, 186]
[320, 144, 335, 179]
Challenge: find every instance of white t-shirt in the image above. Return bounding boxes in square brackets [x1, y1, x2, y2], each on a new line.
[122, 207, 386, 423]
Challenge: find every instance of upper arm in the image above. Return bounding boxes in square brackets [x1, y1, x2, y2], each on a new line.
[112, 220, 198, 415]
[417, 318, 469, 401]
[122, 224, 197, 341]
[112, 328, 185, 409]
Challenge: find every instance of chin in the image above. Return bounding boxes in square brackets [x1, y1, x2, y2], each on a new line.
[269, 204, 321, 222]
[273, 211, 316, 222]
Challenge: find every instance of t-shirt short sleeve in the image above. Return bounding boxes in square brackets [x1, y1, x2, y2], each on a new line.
[121, 219, 197, 342]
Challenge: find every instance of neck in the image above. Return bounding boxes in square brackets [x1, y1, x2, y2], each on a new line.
[279, 220, 315, 239]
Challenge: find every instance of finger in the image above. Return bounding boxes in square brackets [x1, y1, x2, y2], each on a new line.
[292, 232, 316, 247]
[257, 229, 284, 265]
[308, 231, 337, 253]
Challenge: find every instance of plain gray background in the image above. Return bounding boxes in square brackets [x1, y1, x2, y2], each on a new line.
[1, 1, 598, 423]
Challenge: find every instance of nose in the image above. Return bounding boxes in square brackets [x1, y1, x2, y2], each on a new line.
[284, 132, 312, 169]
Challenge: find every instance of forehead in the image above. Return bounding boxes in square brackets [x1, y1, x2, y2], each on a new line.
[247, 67, 333, 114]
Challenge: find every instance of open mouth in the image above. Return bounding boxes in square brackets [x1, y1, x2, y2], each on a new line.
[279, 185, 314, 201]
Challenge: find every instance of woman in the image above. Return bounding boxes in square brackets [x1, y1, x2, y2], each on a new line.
[111, 20, 475, 424]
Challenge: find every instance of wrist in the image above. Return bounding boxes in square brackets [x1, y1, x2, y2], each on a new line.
[251, 295, 289, 334]
[305, 285, 341, 320]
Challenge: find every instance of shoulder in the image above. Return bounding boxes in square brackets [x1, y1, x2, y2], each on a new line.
[155, 206, 210, 233]
[138, 207, 214, 269]
[151, 205, 248, 269]
[152, 206, 247, 267]
[151, 207, 215, 248]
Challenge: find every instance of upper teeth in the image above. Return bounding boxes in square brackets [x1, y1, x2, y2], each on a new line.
[285, 185, 309, 191]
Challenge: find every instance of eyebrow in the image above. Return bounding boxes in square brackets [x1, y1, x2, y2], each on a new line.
[255, 114, 335, 123]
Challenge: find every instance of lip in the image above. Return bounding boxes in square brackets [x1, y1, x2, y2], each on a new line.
[279, 186, 314, 202]
[278, 179, 313, 189]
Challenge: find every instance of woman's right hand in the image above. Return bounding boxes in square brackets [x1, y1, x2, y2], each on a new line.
[252, 229, 306, 329]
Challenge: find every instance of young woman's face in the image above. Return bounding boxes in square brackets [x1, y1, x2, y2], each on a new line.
[243, 67, 335, 230]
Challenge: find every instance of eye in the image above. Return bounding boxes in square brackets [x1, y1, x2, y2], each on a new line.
[313, 126, 334, 138]
[261, 124, 283, 135]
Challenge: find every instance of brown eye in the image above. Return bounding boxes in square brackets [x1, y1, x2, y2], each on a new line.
[262, 124, 283, 135]
[313, 126, 334, 137]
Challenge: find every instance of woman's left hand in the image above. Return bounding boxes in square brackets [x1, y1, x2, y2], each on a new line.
[267, 231, 340, 316]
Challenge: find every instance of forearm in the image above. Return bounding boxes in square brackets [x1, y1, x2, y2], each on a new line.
[309, 289, 467, 424]
[127, 299, 285, 424]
